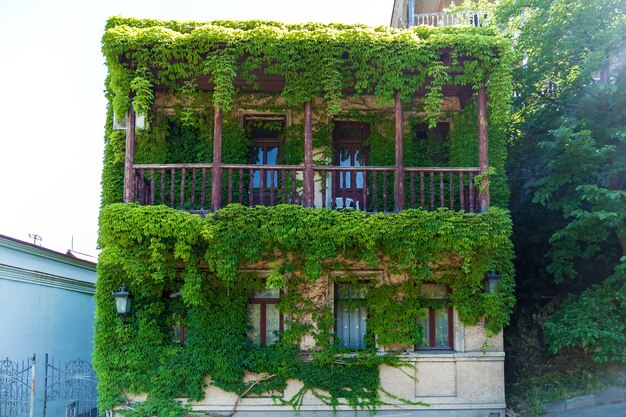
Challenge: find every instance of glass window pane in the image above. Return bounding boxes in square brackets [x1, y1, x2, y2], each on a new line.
[247, 304, 261, 345]
[253, 288, 280, 299]
[336, 284, 367, 349]
[265, 303, 281, 345]
[266, 146, 278, 165]
[252, 146, 263, 165]
[418, 314, 430, 348]
[435, 309, 450, 348]
[419, 284, 448, 299]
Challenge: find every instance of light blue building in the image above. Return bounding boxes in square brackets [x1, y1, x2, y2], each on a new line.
[0, 234, 97, 417]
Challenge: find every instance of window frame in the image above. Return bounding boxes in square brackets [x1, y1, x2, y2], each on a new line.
[248, 288, 284, 346]
[334, 282, 369, 350]
[416, 284, 454, 351]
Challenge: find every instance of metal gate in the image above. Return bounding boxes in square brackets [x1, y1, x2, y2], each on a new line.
[0, 356, 35, 417]
[44, 354, 98, 417]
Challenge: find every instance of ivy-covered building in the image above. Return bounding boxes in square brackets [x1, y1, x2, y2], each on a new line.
[97, 15, 515, 417]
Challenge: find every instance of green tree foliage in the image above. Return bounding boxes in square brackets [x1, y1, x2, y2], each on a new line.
[494, 0, 626, 360]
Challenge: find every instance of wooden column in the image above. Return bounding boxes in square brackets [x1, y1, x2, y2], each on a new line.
[123, 107, 136, 203]
[394, 94, 405, 211]
[211, 107, 223, 211]
[303, 101, 314, 208]
[477, 85, 490, 212]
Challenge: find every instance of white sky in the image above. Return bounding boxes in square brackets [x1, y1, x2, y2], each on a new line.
[0, 0, 394, 257]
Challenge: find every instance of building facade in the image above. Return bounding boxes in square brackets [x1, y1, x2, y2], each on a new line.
[97, 16, 515, 417]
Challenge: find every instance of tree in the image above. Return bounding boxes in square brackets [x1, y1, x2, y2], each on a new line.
[494, 0, 626, 360]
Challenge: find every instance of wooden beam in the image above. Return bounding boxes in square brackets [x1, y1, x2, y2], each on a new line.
[211, 107, 223, 211]
[303, 101, 314, 208]
[394, 94, 405, 211]
[123, 107, 136, 203]
[477, 86, 490, 212]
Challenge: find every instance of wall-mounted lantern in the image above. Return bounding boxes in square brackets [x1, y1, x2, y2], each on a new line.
[112, 284, 132, 323]
[485, 272, 502, 293]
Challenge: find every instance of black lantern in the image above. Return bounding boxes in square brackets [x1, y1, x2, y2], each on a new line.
[485, 272, 502, 293]
[112, 284, 132, 323]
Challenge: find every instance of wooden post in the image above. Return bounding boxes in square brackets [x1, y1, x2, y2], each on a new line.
[123, 107, 136, 203]
[303, 101, 314, 208]
[477, 85, 490, 212]
[394, 94, 405, 211]
[211, 107, 223, 211]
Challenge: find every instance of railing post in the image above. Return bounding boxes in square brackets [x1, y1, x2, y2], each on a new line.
[303, 101, 314, 208]
[477, 86, 490, 212]
[211, 107, 223, 211]
[394, 94, 405, 211]
[123, 107, 136, 203]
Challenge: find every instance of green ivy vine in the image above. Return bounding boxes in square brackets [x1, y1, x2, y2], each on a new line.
[95, 203, 515, 414]
[98, 17, 516, 416]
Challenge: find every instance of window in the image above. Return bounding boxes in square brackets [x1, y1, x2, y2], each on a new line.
[335, 283, 368, 349]
[245, 116, 285, 195]
[416, 284, 454, 350]
[333, 122, 369, 210]
[248, 288, 283, 346]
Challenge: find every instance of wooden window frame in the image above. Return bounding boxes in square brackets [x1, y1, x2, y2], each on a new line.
[334, 282, 369, 350]
[248, 290, 284, 346]
[418, 306, 454, 350]
[416, 284, 454, 351]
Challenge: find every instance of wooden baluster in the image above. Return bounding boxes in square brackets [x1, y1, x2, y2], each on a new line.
[291, 169, 297, 204]
[469, 172, 475, 213]
[248, 168, 254, 206]
[150, 168, 155, 205]
[459, 172, 465, 212]
[430, 171, 435, 210]
[239, 168, 244, 204]
[170, 168, 175, 207]
[420, 171, 425, 209]
[259, 167, 265, 206]
[372, 172, 378, 212]
[180, 168, 186, 210]
[281, 169, 286, 204]
[139, 169, 146, 204]
[410, 171, 415, 208]
[440, 172, 445, 208]
[449, 172, 454, 209]
[383, 171, 388, 211]
[270, 168, 276, 205]
[191, 169, 197, 210]
[362, 169, 367, 212]
[160, 168, 165, 205]
[321, 170, 327, 208]
[200, 167, 207, 211]
[227, 168, 233, 204]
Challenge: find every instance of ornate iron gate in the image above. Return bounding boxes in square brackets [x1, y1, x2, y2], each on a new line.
[44, 354, 98, 417]
[0, 356, 35, 417]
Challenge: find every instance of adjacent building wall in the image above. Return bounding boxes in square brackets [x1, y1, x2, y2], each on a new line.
[0, 234, 97, 416]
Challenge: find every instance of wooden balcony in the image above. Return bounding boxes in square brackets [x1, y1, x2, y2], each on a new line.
[132, 163, 481, 214]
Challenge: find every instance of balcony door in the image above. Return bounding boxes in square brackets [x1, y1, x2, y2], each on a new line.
[246, 116, 284, 206]
[333, 122, 369, 210]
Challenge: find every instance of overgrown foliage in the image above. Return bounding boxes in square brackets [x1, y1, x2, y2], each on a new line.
[95, 204, 515, 414]
[98, 16, 517, 415]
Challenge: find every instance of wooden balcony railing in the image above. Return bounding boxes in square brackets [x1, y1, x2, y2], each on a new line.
[413, 12, 488, 28]
[133, 164, 480, 214]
